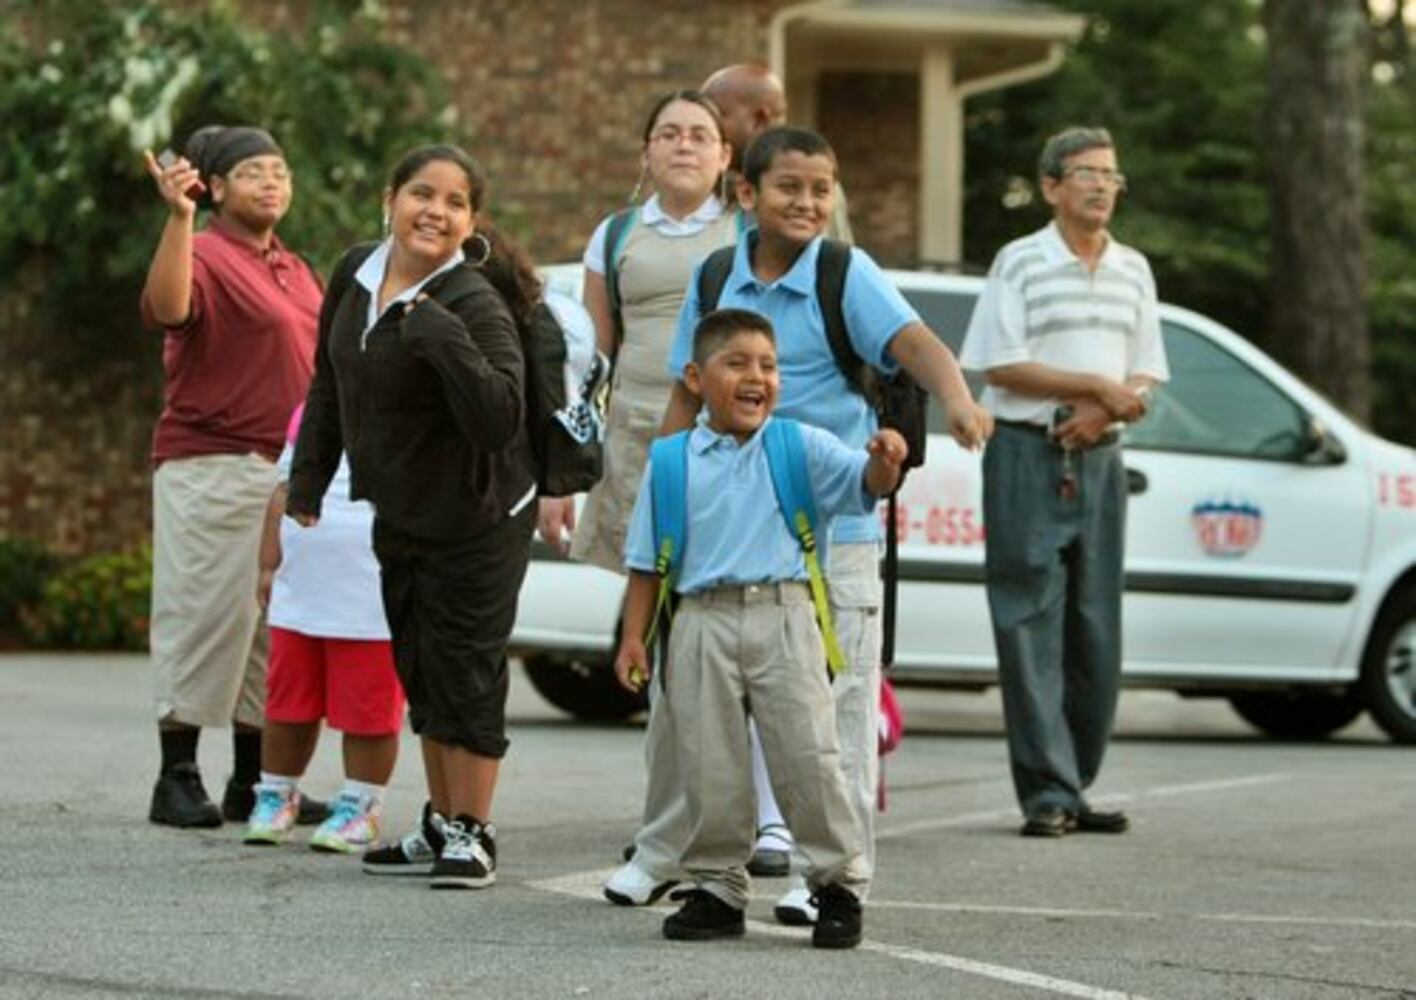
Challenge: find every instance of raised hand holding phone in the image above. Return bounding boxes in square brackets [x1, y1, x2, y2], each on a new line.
[144, 148, 205, 216]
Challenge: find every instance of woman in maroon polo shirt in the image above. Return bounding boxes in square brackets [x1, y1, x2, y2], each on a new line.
[140, 126, 324, 830]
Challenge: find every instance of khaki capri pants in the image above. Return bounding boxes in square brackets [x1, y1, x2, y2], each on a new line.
[151, 452, 276, 729]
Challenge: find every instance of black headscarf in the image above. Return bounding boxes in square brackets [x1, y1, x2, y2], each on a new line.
[183, 125, 284, 206]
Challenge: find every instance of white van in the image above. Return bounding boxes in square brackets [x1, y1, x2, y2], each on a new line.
[512, 266, 1416, 744]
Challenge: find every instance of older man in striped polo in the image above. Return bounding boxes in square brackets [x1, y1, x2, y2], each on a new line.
[960, 126, 1169, 838]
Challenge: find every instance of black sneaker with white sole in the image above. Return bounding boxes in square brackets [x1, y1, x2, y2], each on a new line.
[430, 815, 496, 889]
[811, 884, 863, 950]
[362, 801, 446, 876]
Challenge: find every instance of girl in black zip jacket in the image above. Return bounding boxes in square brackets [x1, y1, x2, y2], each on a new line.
[288, 144, 540, 889]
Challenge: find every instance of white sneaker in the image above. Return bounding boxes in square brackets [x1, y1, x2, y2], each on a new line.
[774, 884, 818, 926]
[603, 860, 677, 906]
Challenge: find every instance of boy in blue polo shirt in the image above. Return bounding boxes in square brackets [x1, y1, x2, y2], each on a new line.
[617, 307, 908, 948]
[606, 125, 992, 924]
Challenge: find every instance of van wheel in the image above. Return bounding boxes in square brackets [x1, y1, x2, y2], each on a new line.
[522, 653, 648, 721]
[1228, 690, 1362, 740]
[1359, 585, 1416, 744]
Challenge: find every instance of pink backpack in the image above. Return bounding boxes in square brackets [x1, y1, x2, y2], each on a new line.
[877, 676, 905, 811]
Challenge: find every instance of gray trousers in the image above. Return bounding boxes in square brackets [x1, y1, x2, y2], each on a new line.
[668, 582, 866, 909]
[630, 543, 879, 884]
[982, 423, 1127, 816]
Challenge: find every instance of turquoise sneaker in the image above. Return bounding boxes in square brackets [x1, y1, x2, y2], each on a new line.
[309, 791, 380, 854]
[243, 784, 299, 845]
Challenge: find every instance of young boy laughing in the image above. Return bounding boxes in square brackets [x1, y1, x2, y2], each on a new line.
[617, 308, 908, 949]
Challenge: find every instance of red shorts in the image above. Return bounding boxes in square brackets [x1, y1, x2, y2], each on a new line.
[267, 627, 405, 736]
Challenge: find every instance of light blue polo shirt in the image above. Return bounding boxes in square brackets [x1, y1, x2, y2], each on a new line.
[667, 233, 918, 544]
[624, 414, 873, 594]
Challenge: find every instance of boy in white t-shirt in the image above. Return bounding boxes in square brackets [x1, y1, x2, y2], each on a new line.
[244, 404, 406, 852]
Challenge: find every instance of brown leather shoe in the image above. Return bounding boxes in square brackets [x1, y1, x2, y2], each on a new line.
[1073, 806, 1129, 833]
[1020, 806, 1070, 837]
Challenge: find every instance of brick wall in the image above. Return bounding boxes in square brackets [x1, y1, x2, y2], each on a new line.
[818, 70, 920, 268]
[0, 268, 159, 557]
[3, 0, 921, 558]
[384, 0, 779, 263]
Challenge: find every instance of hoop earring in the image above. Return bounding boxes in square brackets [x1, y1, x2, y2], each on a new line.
[627, 163, 648, 205]
[466, 231, 492, 267]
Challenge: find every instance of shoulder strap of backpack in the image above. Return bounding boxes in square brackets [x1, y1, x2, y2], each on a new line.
[762, 419, 845, 677]
[643, 430, 690, 649]
[601, 206, 640, 353]
[815, 239, 868, 398]
[696, 245, 738, 316]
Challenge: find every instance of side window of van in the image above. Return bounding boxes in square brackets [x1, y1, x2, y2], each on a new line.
[1125, 322, 1312, 461]
[898, 286, 984, 436]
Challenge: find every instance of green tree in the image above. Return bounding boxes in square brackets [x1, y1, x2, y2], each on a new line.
[0, 0, 458, 365]
[1265, 0, 1370, 422]
[962, 0, 1415, 444]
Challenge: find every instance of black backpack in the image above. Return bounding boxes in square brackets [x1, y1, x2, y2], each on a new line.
[695, 238, 928, 667]
[325, 244, 607, 498]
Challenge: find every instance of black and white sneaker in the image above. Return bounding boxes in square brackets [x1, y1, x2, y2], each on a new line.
[429, 815, 496, 889]
[362, 802, 446, 876]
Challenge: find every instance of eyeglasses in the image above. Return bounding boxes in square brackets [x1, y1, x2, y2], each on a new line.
[1061, 165, 1127, 191]
[228, 165, 293, 184]
[648, 126, 721, 149]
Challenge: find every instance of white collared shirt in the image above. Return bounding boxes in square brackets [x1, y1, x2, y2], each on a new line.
[354, 238, 466, 336]
[959, 221, 1169, 425]
[583, 194, 726, 274]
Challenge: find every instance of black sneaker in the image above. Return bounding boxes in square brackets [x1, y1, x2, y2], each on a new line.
[149, 763, 222, 828]
[811, 884, 863, 950]
[363, 802, 446, 877]
[429, 815, 496, 889]
[662, 888, 745, 941]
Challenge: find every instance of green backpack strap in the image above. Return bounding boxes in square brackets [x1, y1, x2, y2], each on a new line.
[601, 206, 640, 356]
[643, 430, 690, 649]
[762, 418, 845, 677]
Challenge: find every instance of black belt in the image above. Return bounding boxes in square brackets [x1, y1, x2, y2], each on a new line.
[996, 419, 1119, 448]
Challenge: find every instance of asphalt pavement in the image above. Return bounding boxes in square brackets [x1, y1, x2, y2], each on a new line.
[0, 654, 1411, 1000]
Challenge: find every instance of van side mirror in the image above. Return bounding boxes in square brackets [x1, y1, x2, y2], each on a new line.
[1302, 417, 1347, 465]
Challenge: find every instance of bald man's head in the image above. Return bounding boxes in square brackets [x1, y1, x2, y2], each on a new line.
[702, 63, 788, 169]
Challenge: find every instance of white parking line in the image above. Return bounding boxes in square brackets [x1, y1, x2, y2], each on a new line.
[876, 772, 1290, 840]
[527, 870, 1154, 1000]
[527, 774, 1295, 999]
[838, 899, 1416, 932]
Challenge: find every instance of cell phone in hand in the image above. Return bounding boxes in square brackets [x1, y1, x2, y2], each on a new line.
[1051, 404, 1075, 435]
[156, 148, 206, 199]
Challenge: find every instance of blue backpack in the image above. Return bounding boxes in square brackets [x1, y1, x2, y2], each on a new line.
[643, 417, 845, 676]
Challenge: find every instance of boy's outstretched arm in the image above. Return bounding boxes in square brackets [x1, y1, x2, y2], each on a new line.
[888, 323, 994, 449]
[614, 570, 661, 692]
[864, 428, 908, 497]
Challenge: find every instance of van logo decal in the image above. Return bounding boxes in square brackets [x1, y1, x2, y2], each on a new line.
[1191, 498, 1263, 558]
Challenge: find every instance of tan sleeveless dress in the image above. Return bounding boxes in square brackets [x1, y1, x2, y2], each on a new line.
[570, 212, 739, 572]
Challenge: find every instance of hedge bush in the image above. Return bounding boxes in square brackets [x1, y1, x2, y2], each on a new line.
[20, 546, 152, 652]
[0, 536, 56, 632]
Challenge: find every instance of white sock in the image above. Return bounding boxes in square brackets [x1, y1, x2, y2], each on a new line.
[341, 779, 385, 807]
[260, 772, 299, 795]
